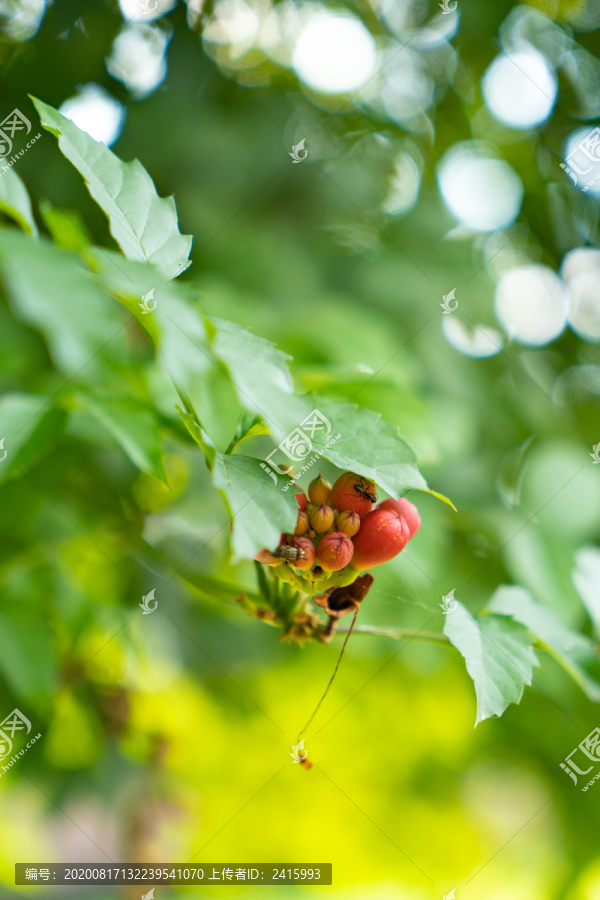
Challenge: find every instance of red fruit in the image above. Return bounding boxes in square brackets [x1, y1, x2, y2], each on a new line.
[351, 509, 410, 571]
[294, 510, 309, 536]
[295, 492, 308, 511]
[308, 474, 332, 505]
[289, 536, 315, 571]
[329, 471, 377, 517]
[334, 509, 361, 537]
[316, 531, 354, 571]
[309, 502, 335, 534]
[377, 497, 421, 538]
[254, 548, 282, 567]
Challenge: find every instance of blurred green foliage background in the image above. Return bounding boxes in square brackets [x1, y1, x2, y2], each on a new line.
[1, 0, 600, 898]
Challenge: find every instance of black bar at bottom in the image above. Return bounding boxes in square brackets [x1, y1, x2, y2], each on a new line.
[16, 864, 332, 885]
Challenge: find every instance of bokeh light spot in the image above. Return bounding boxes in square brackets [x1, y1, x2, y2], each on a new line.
[292, 11, 376, 95]
[494, 264, 568, 346]
[60, 83, 125, 146]
[482, 48, 557, 130]
[437, 143, 524, 232]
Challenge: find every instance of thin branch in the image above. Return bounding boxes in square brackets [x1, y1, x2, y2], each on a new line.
[335, 623, 452, 648]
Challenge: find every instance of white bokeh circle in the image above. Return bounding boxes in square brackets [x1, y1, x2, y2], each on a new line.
[482, 48, 557, 130]
[292, 12, 376, 94]
[60, 84, 125, 146]
[494, 264, 569, 345]
[437, 143, 524, 232]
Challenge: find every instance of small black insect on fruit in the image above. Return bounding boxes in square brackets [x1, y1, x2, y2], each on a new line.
[353, 482, 377, 504]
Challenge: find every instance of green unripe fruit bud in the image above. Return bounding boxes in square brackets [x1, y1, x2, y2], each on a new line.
[308, 474, 332, 505]
[294, 510, 310, 536]
[309, 502, 334, 533]
[334, 509, 361, 537]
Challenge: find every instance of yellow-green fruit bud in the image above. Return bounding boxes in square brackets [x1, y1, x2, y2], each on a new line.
[308, 474, 332, 505]
[309, 502, 334, 534]
[294, 510, 310, 536]
[335, 509, 361, 537]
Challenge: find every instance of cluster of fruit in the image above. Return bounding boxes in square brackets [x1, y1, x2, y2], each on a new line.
[255, 470, 420, 593]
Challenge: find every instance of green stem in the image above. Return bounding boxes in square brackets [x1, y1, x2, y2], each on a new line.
[335, 623, 452, 647]
[297, 605, 360, 742]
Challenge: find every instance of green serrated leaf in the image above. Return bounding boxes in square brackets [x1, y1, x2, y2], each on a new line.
[444, 599, 539, 725]
[0, 393, 67, 484]
[32, 96, 192, 279]
[212, 453, 298, 561]
[204, 320, 449, 506]
[206, 316, 303, 442]
[176, 405, 217, 470]
[306, 397, 429, 499]
[487, 585, 600, 703]
[0, 166, 38, 236]
[85, 248, 211, 396]
[74, 391, 167, 482]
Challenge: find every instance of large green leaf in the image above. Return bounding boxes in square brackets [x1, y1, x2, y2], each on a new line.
[32, 97, 192, 279]
[487, 585, 600, 703]
[444, 599, 539, 725]
[0, 393, 66, 484]
[307, 397, 430, 499]
[0, 166, 37, 236]
[85, 248, 211, 397]
[205, 317, 300, 442]
[73, 391, 167, 482]
[212, 453, 298, 561]
[199, 319, 447, 504]
[0, 230, 124, 375]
